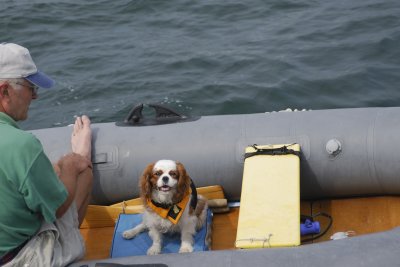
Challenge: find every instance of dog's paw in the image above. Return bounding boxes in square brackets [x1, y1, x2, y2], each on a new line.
[179, 243, 193, 253]
[122, 230, 136, 239]
[147, 245, 161, 255]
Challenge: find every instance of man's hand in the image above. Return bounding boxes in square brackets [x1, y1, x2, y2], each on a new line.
[58, 153, 92, 176]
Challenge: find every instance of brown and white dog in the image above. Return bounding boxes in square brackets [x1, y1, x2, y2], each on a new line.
[122, 159, 208, 255]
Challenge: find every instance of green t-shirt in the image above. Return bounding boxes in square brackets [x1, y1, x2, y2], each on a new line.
[0, 112, 68, 257]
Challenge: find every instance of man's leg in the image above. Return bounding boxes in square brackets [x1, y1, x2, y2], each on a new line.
[75, 168, 92, 226]
[71, 115, 93, 226]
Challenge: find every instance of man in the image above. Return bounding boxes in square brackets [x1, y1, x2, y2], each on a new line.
[0, 43, 93, 266]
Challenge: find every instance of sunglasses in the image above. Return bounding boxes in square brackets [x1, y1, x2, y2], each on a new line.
[15, 82, 39, 95]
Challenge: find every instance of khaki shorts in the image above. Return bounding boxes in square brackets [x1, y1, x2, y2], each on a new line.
[4, 203, 85, 267]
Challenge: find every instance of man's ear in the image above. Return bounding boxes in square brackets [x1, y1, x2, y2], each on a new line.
[0, 83, 9, 96]
[0, 83, 10, 112]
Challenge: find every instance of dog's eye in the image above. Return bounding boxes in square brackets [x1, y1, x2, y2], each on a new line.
[154, 171, 163, 176]
[169, 171, 177, 178]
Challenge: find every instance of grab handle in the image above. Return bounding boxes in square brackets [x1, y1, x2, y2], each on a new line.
[117, 103, 198, 126]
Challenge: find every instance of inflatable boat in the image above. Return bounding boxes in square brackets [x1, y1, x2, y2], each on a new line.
[30, 104, 400, 267]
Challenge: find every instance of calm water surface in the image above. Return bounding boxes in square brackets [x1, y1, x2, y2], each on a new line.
[1, 0, 399, 129]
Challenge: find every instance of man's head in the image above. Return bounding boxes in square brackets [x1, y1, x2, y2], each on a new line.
[0, 43, 54, 88]
[0, 43, 54, 121]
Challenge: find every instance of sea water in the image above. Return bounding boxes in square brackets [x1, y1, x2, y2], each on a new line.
[1, 0, 399, 130]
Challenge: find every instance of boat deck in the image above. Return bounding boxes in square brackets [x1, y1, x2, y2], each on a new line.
[80, 196, 400, 261]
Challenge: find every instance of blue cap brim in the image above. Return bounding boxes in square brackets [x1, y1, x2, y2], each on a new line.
[25, 71, 55, 89]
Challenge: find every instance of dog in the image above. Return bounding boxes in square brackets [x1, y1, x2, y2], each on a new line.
[122, 159, 208, 255]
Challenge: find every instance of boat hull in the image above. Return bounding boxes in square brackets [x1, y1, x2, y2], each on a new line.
[29, 106, 400, 267]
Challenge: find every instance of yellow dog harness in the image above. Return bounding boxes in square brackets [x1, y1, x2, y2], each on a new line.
[146, 179, 198, 224]
[147, 191, 190, 224]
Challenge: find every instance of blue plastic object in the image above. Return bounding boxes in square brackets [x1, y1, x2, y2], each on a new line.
[300, 219, 320, 236]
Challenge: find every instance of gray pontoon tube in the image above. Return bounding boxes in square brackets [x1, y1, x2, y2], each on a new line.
[31, 107, 400, 204]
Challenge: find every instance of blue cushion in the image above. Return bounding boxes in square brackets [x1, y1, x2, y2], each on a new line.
[110, 209, 212, 258]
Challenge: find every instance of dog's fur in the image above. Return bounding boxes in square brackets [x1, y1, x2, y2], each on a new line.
[122, 160, 208, 255]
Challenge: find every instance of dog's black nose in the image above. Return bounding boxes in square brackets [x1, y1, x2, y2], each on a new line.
[162, 176, 169, 183]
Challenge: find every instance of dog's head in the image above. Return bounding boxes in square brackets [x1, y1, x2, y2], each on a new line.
[140, 160, 190, 203]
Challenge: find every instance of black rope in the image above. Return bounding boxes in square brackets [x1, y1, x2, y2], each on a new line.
[244, 144, 300, 159]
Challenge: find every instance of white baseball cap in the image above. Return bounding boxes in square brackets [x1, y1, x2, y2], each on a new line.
[0, 43, 54, 88]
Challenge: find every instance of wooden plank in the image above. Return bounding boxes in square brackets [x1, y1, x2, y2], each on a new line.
[108, 185, 225, 208]
[211, 207, 239, 250]
[80, 205, 143, 229]
[198, 185, 226, 200]
[80, 227, 114, 260]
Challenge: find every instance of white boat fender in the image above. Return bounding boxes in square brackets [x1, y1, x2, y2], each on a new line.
[330, 231, 356, 240]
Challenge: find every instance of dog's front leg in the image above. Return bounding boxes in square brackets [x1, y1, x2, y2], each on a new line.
[147, 227, 162, 255]
[179, 222, 196, 253]
[122, 223, 146, 239]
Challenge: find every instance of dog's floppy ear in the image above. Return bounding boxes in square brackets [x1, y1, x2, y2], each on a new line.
[174, 161, 191, 202]
[140, 162, 155, 199]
